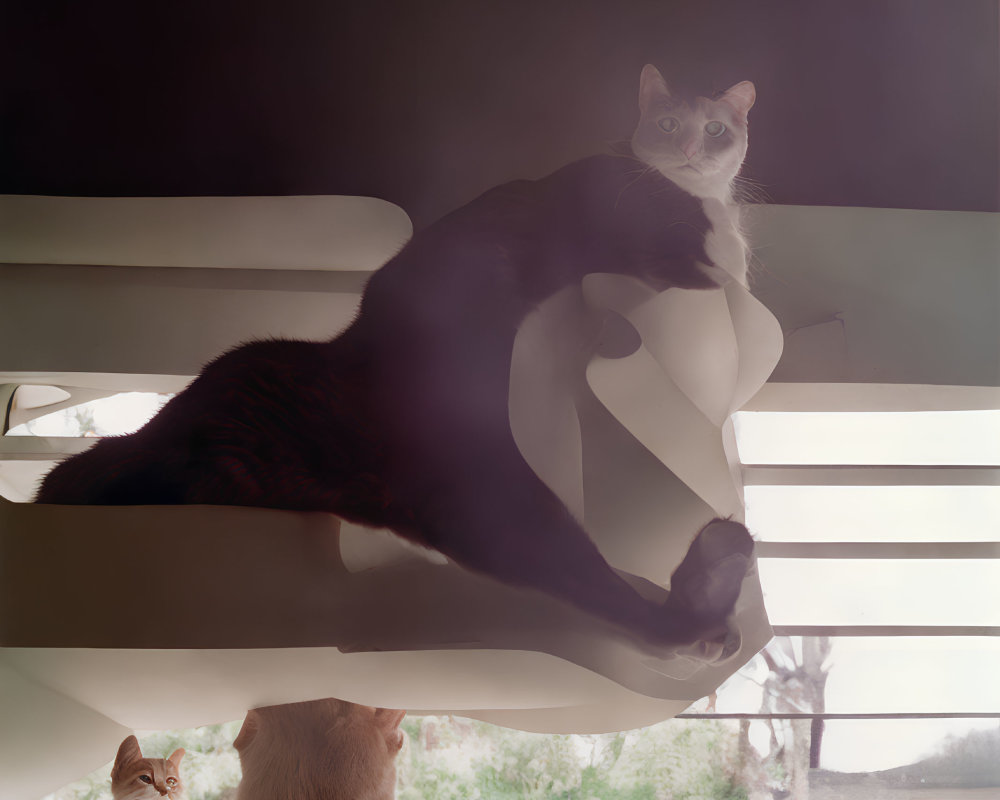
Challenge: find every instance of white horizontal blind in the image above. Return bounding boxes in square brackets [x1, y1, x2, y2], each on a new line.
[5, 379, 1000, 722]
[681, 384, 1000, 723]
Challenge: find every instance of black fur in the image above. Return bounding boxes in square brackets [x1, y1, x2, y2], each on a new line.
[37, 154, 752, 647]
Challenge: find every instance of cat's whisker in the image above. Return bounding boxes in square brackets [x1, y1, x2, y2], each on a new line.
[616, 163, 660, 208]
[732, 173, 772, 206]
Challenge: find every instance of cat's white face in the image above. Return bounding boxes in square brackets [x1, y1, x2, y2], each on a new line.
[110, 736, 185, 800]
[631, 65, 755, 201]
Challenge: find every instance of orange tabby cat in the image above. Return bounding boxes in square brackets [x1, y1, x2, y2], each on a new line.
[234, 698, 405, 800]
[110, 735, 185, 800]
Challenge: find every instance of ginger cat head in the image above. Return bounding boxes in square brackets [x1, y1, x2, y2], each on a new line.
[631, 64, 755, 201]
[110, 736, 185, 800]
[234, 697, 406, 800]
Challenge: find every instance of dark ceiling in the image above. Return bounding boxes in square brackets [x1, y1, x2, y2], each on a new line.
[2, 0, 998, 228]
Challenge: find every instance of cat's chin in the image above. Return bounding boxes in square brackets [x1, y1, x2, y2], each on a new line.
[654, 165, 734, 201]
[114, 789, 179, 800]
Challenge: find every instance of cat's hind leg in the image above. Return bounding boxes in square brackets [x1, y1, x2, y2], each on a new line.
[393, 440, 751, 651]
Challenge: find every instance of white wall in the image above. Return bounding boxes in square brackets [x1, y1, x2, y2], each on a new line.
[1, 201, 997, 386]
[747, 205, 999, 387]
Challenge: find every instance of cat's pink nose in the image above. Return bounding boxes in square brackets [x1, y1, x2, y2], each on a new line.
[683, 140, 700, 160]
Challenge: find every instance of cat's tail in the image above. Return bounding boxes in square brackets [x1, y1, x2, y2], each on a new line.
[34, 437, 184, 505]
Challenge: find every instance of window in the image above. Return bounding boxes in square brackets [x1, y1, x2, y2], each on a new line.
[19, 382, 1000, 798]
[0, 378, 186, 502]
[5, 391, 173, 437]
[677, 385, 1000, 789]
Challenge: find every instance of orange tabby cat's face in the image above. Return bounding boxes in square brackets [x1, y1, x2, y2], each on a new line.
[110, 736, 185, 800]
[234, 697, 406, 800]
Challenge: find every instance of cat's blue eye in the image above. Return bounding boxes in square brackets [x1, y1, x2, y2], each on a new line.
[657, 117, 679, 133]
[705, 121, 726, 137]
[139, 775, 152, 784]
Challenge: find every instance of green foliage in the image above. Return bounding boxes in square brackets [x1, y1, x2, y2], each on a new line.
[398, 715, 747, 800]
[47, 715, 749, 800]
[72, 407, 99, 436]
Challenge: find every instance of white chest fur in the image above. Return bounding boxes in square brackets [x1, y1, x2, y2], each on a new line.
[700, 198, 749, 287]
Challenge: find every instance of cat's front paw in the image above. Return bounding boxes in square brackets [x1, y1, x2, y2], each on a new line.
[661, 519, 754, 642]
[676, 626, 743, 664]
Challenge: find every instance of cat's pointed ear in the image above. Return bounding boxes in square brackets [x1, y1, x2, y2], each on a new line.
[374, 708, 406, 730]
[639, 64, 671, 112]
[112, 736, 142, 777]
[719, 81, 756, 119]
[167, 748, 185, 768]
[374, 708, 407, 753]
[233, 710, 261, 753]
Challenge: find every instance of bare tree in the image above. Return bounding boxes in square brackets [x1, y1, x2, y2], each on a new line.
[751, 636, 833, 798]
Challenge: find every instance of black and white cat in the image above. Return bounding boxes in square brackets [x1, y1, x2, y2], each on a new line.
[630, 64, 756, 286]
[37, 66, 757, 651]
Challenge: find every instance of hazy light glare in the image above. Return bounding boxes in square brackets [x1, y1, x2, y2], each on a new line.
[712, 637, 1000, 715]
[819, 719, 999, 773]
[5, 392, 172, 437]
[746, 485, 1000, 542]
[824, 637, 1000, 713]
[734, 410, 1000, 465]
[758, 559, 1000, 626]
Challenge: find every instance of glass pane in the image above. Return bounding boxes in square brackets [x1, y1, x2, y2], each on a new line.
[746, 485, 1000, 542]
[41, 715, 1000, 800]
[0, 461, 55, 503]
[811, 718, 1000, 780]
[733, 409, 1000, 465]
[758, 559, 1000, 626]
[5, 392, 172, 437]
[693, 637, 1000, 715]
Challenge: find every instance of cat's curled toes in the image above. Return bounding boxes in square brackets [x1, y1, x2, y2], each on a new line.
[659, 518, 755, 649]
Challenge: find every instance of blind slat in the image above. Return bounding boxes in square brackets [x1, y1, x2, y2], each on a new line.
[757, 541, 1000, 559]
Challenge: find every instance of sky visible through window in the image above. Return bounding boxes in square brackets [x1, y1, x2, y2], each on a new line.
[9, 394, 1000, 773]
[729, 408, 1000, 772]
[734, 409, 1000, 465]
